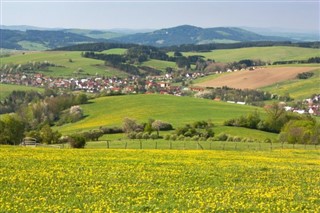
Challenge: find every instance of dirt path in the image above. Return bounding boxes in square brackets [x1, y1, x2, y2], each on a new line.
[196, 67, 318, 89]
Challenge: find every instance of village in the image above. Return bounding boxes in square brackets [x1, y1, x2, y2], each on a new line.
[0, 71, 319, 116]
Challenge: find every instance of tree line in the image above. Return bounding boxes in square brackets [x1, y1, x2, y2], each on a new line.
[55, 41, 320, 52]
[0, 89, 88, 145]
[224, 103, 319, 145]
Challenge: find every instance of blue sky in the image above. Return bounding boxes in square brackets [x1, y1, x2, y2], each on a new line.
[1, 0, 319, 32]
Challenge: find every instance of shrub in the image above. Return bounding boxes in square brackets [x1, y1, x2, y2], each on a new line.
[178, 135, 185, 141]
[127, 132, 137, 139]
[217, 133, 228, 141]
[297, 72, 314, 79]
[227, 136, 234, 142]
[142, 133, 150, 140]
[150, 133, 158, 140]
[69, 134, 86, 148]
[170, 134, 177, 141]
[191, 135, 200, 141]
[233, 136, 242, 142]
[136, 132, 143, 139]
[100, 126, 123, 134]
[264, 138, 272, 143]
[164, 135, 170, 140]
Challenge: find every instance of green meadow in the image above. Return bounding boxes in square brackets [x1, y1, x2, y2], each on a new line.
[0, 83, 44, 100]
[180, 46, 320, 63]
[0, 51, 128, 78]
[142, 59, 177, 71]
[261, 68, 320, 100]
[101, 48, 127, 55]
[56, 94, 274, 140]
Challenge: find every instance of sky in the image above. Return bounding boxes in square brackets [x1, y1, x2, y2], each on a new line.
[1, 0, 319, 32]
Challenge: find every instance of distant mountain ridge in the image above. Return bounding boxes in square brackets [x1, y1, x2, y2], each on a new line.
[112, 25, 292, 47]
[0, 24, 306, 50]
[0, 29, 101, 50]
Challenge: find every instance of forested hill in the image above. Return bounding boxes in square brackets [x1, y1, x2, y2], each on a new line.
[111, 25, 292, 47]
[55, 41, 320, 52]
[0, 29, 102, 50]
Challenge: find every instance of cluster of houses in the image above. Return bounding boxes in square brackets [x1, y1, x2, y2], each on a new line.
[283, 95, 320, 116]
[0, 72, 184, 95]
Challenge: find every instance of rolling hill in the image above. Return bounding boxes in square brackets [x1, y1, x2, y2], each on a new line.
[57, 94, 266, 131]
[0, 29, 102, 50]
[112, 25, 291, 47]
[0, 25, 303, 51]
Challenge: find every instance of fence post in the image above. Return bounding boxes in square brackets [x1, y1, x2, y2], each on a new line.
[270, 142, 273, 151]
[125, 141, 127, 149]
[140, 140, 142, 149]
[155, 141, 158, 149]
[106, 140, 110, 149]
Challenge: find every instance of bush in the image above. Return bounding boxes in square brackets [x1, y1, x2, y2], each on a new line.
[100, 126, 123, 134]
[127, 132, 137, 139]
[136, 132, 143, 139]
[233, 136, 242, 142]
[164, 135, 170, 140]
[227, 136, 234, 142]
[178, 135, 185, 141]
[297, 72, 314, 79]
[142, 133, 150, 140]
[170, 134, 177, 141]
[217, 133, 228, 141]
[150, 133, 158, 140]
[69, 134, 86, 148]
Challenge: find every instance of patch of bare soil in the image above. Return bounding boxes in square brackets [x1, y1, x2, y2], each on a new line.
[196, 67, 317, 89]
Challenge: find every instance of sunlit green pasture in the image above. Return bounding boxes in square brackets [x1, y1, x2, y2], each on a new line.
[0, 83, 44, 100]
[100, 48, 127, 55]
[1, 146, 319, 212]
[56, 94, 265, 134]
[141, 59, 177, 71]
[261, 68, 320, 100]
[178, 46, 320, 63]
[0, 51, 128, 78]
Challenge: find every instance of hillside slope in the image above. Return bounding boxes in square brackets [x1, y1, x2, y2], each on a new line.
[57, 94, 264, 133]
[0, 29, 101, 50]
[113, 25, 290, 47]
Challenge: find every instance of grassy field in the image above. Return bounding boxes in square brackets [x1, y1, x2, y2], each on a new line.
[141, 59, 177, 71]
[261, 68, 320, 100]
[0, 83, 44, 100]
[55, 94, 276, 143]
[101, 48, 127, 55]
[0, 51, 128, 78]
[1, 146, 319, 212]
[57, 94, 264, 133]
[179, 46, 320, 63]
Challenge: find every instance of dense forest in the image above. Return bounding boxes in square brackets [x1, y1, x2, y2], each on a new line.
[55, 41, 320, 52]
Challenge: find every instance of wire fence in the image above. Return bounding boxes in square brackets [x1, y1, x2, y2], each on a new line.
[83, 139, 319, 151]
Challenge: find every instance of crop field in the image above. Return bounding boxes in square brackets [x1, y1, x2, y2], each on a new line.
[0, 146, 319, 212]
[56, 94, 264, 134]
[195, 66, 318, 89]
[180, 46, 320, 63]
[0, 51, 128, 78]
[0, 83, 44, 100]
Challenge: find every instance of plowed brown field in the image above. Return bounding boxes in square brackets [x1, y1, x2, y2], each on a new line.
[196, 67, 317, 89]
